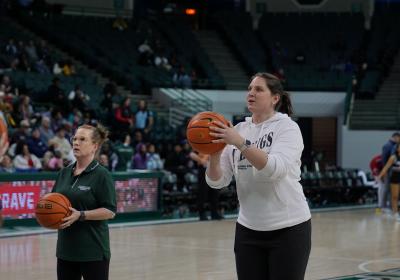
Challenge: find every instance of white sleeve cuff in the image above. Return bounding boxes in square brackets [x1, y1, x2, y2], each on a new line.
[205, 174, 225, 189]
[263, 154, 276, 176]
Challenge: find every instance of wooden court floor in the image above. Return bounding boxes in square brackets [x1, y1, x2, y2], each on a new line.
[1, 209, 400, 280]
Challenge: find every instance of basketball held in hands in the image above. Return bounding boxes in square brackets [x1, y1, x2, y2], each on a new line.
[186, 111, 229, 155]
[35, 193, 72, 229]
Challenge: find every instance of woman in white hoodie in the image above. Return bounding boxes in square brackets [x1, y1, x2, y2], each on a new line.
[207, 73, 311, 280]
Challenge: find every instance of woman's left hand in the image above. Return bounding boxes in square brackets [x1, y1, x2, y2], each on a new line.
[60, 207, 80, 229]
[209, 121, 244, 147]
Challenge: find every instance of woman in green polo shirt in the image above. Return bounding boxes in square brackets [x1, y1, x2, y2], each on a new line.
[52, 123, 116, 280]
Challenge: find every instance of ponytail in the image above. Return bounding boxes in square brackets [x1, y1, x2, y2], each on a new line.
[251, 72, 294, 117]
[276, 91, 293, 116]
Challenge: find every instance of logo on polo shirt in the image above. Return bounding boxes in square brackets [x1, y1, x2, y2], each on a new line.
[77, 185, 91, 191]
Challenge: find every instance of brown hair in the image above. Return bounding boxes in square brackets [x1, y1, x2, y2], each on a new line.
[78, 123, 109, 149]
[251, 72, 293, 116]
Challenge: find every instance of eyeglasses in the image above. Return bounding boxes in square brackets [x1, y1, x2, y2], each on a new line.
[70, 136, 92, 144]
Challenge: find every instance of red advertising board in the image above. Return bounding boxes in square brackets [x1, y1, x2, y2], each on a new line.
[0, 178, 158, 219]
[0, 185, 41, 215]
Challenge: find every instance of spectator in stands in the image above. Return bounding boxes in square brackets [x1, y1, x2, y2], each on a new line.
[35, 58, 50, 74]
[47, 78, 69, 115]
[99, 153, 111, 170]
[101, 82, 119, 124]
[114, 97, 134, 140]
[10, 119, 31, 144]
[146, 143, 163, 170]
[190, 151, 222, 221]
[47, 150, 64, 171]
[37, 39, 51, 63]
[49, 126, 72, 160]
[5, 38, 18, 57]
[42, 150, 53, 171]
[132, 130, 145, 151]
[0, 154, 15, 173]
[27, 127, 48, 158]
[154, 52, 172, 71]
[114, 134, 134, 171]
[69, 85, 90, 113]
[39, 116, 54, 144]
[53, 62, 62, 75]
[25, 40, 38, 63]
[137, 40, 154, 66]
[68, 108, 83, 130]
[165, 143, 188, 191]
[19, 53, 32, 72]
[100, 141, 117, 171]
[131, 143, 148, 169]
[17, 95, 34, 122]
[51, 109, 66, 132]
[13, 141, 42, 172]
[135, 99, 154, 141]
[1, 75, 15, 96]
[62, 60, 76, 76]
[112, 17, 128, 31]
[173, 67, 192, 88]
[206, 73, 311, 280]
[378, 144, 400, 220]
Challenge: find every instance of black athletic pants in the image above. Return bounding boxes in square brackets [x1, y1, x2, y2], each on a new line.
[235, 219, 311, 280]
[57, 258, 110, 280]
[197, 166, 219, 217]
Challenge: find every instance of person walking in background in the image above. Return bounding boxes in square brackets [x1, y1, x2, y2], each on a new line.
[378, 144, 400, 220]
[52, 124, 116, 280]
[370, 154, 384, 214]
[380, 132, 400, 213]
[190, 151, 223, 221]
[206, 73, 311, 280]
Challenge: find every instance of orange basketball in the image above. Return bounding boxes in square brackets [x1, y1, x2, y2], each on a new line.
[186, 111, 229, 155]
[35, 193, 72, 229]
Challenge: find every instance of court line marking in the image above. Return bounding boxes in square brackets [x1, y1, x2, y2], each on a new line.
[0, 205, 376, 239]
[358, 258, 400, 272]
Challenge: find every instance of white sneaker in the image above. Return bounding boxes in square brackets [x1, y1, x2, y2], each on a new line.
[391, 213, 399, 219]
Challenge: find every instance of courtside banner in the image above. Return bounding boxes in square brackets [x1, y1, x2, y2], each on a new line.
[0, 185, 41, 215]
[0, 180, 54, 218]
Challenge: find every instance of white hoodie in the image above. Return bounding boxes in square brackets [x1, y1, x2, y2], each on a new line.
[206, 112, 311, 231]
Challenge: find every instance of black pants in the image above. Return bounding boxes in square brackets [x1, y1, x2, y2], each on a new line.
[57, 258, 110, 280]
[235, 220, 311, 280]
[197, 166, 219, 217]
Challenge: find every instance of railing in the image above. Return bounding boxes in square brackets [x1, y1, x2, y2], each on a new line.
[343, 83, 354, 125]
[61, 5, 132, 18]
[155, 88, 212, 127]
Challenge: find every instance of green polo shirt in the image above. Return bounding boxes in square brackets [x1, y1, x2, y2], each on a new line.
[52, 160, 116, 261]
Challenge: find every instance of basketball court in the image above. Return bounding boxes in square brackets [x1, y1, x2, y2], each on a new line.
[2, 208, 400, 280]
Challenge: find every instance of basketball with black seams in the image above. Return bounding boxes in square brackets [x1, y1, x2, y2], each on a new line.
[186, 111, 229, 155]
[35, 193, 72, 229]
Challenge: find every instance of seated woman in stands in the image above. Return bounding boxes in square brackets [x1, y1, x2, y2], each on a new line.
[12, 141, 42, 172]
